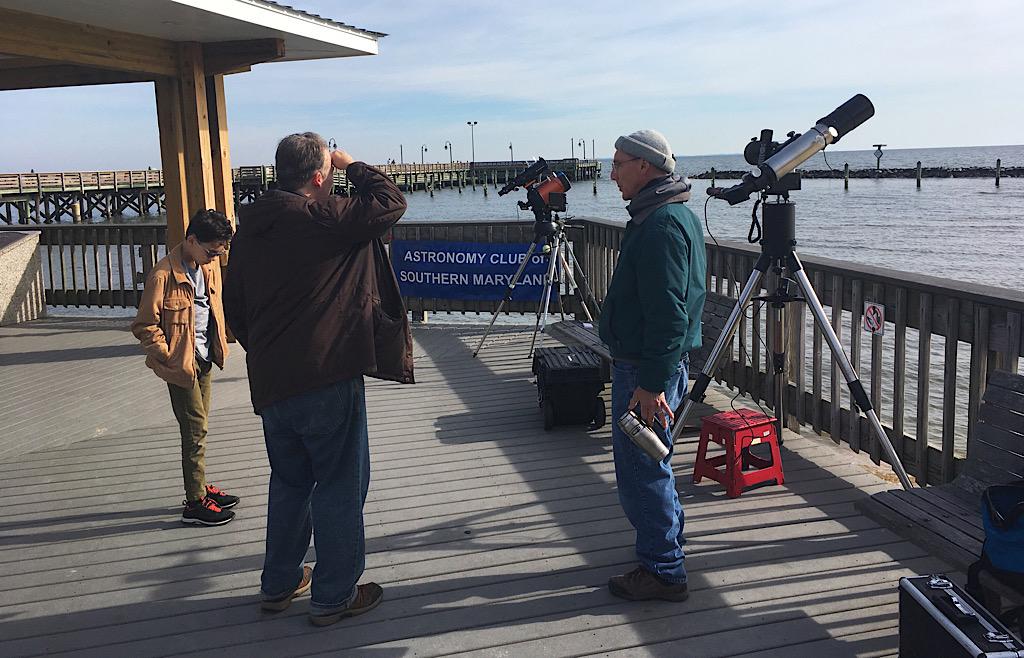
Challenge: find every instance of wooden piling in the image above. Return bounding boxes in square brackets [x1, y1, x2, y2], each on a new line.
[710, 167, 716, 187]
[996, 158, 1001, 187]
[844, 163, 849, 190]
[916, 161, 922, 188]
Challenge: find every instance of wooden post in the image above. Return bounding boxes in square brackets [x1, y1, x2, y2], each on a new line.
[176, 42, 216, 227]
[206, 74, 234, 227]
[996, 158, 1001, 187]
[710, 167, 716, 187]
[154, 77, 189, 248]
[844, 163, 849, 190]
[915, 161, 922, 188]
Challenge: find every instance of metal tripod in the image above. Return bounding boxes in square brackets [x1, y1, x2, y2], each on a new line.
[671, 199, 914, 490]
[472, 219, 599, 358]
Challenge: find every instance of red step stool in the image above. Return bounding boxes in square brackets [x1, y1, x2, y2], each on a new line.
[693, 409, 785, 498]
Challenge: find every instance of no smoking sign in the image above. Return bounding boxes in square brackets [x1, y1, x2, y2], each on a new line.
[863, 301, 885, 335]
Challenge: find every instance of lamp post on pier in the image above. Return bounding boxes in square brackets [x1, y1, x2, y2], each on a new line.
[570, 138, 575, 159]
[466, 121, 477, 163]
[399, 144, 403, 164]
[509, 142, 514, 162]
[443, 140, 454, 166]
[420, 144, 428, 165]
[578, 139, 586, 160]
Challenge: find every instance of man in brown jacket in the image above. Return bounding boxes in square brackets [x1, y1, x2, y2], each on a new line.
[132, 209, 239, 526]
[224, 132, 412, 626]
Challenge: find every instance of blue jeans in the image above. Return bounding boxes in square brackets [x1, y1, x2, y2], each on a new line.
[611, 356, 689, 584]
[258, 377, 369, 611]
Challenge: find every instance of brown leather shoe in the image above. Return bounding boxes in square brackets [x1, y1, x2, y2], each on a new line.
[608, 566, 689, 602]
[309, 582, 384, 627]
[260, 565, 313, 612]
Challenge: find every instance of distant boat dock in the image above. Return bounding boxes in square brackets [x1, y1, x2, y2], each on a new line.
[697, 162, 1019, 182]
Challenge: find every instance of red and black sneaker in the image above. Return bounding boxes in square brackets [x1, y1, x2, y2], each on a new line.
[204, 484, 240, 510]
[182, 496, 235, 526]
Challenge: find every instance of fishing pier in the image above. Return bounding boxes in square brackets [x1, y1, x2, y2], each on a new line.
[0, 159, 601, 224]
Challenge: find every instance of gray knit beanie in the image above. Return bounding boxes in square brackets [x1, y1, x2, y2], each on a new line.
[614, 129, 676, 174]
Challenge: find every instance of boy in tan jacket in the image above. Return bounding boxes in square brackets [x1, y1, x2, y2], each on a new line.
[132, 209, 239, 526]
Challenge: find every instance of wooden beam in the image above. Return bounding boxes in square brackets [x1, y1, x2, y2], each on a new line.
[176, 43, 216, 223]
[203, 39, 285, 75]
[155, 77, 189, 249]
[207, 73, 237, 342]
[0, 7, 177, 76]
[0, 56, 55, 70]
[206, 74, 235, 226]
[0, 64, 152, 91]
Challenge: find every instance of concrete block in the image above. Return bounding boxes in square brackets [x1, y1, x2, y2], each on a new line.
[0, 231, 46, 325]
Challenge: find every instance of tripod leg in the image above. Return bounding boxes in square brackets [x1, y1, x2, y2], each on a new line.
[671, 254, 771, 443]
[473, 241, 540, 358]
[768, 278, 789, 444]
[529, 238, 562, 357]
[557, 245, 592, 322]
[787, 255, 914, 490]
[562, 239, 598, 321]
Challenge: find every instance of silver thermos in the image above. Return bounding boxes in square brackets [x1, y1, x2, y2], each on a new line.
[617, 409, 669, 461]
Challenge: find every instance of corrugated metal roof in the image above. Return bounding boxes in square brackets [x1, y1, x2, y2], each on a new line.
[249, 0, 387, 39]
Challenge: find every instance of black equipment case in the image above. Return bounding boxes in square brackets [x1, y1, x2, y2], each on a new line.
[899, 575, 1024, 657]
[531, 346, 606, 431]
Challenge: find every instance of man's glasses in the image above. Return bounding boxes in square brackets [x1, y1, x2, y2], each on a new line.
[204, 247, 228, 258]
[611, 157, 640, 171]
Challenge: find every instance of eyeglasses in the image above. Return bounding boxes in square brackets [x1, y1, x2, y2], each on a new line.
[204, 247, 228, 258]
[611, 157, 640, 171]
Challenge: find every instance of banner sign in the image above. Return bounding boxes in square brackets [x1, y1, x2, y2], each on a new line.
[390, 240, 555, 301]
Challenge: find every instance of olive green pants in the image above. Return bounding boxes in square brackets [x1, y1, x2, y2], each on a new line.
[167, 359, 213, 503]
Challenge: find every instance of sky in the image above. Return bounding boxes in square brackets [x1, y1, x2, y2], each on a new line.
[2, 0, 1023, 170]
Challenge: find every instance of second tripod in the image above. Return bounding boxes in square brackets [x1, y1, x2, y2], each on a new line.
[670, 198, 915, 490]
[472, 217, 599, 358]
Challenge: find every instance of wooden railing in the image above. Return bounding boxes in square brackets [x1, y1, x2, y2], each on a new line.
[0, 223, 166, 308]
[0, 171, 165, 195]
[4, 217, 1021, 486]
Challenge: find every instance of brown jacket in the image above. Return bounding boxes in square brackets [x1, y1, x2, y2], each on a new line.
[223, 162, 413, 412]
[131, 244, 228, 389]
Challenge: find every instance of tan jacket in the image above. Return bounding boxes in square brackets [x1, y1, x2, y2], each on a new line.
[131, 244, 228, 388]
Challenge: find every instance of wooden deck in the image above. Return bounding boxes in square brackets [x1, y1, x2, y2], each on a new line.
[0, 318, 956, 657]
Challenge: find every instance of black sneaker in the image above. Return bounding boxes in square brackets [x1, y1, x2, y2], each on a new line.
[204, 483, 240, 509]
[608, 566, 689, 602]
[182, 496, 235, 526]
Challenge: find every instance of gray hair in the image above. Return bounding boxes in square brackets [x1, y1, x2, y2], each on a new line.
[275, 132, 329, 191]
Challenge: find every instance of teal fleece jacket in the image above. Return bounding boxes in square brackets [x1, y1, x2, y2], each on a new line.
[598, 202, 707, 392]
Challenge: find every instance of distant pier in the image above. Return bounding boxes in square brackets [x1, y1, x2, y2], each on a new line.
[695, 165, 1021, 179]
[0, 159, 601, 224]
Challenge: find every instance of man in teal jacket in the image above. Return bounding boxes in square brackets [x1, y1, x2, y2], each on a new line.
[599, 129, 706, 601]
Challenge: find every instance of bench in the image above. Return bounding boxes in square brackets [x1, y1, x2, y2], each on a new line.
[856, 369, 1024, 625]
[545, 290, 735, 381]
